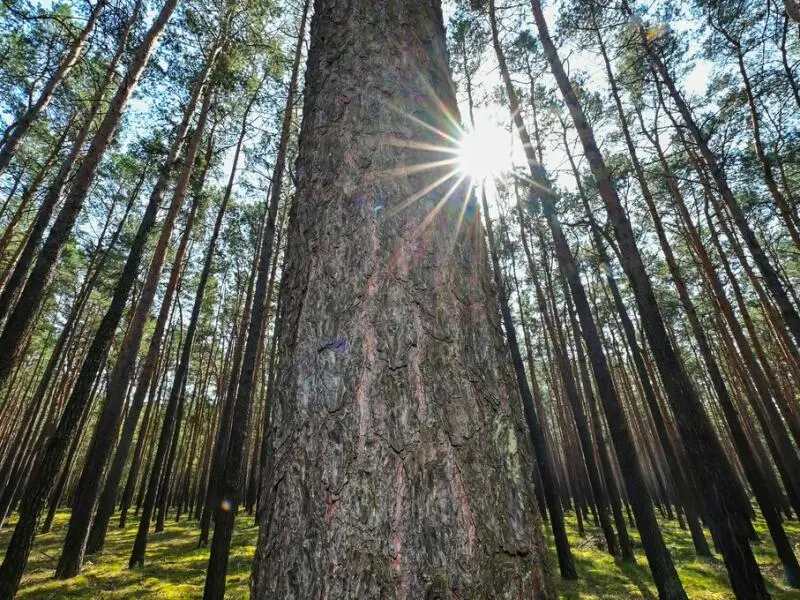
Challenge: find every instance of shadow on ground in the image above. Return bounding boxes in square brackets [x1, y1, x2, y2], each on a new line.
[1, 509, 798, 598]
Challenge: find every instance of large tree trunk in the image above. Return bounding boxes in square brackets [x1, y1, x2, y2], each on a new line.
[249, 0, 554, 597]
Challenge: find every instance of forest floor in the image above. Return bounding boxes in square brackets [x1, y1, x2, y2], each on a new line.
[1, 510, 798, 598]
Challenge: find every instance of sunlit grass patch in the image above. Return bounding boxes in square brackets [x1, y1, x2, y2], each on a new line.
[1, 510, 256, 599]
[2, 508, 798, 598]
[551, 512, 800, 599]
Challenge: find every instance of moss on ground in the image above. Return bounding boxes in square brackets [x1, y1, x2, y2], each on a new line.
[1, 511, 256, 599]
[1, 509, 798, 598]
[551, 513, 800, 599]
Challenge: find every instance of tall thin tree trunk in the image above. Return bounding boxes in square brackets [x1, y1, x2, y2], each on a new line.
[0, 116, 74, 297]
[480, 188, 577, 579]
[635, 93, 800, 586]
[56, 83, 215, 578]
[591, 30, 713, 556]
[198, 218, 261, 546]
[490, 3, 686, 597]
[0, 1, 140, 325]
[0, 1, 105, 174]
[531, 2, 766, 596]
[205, 2, 312, 596]
[120, 314, 179, 529]
[628, 1, 800, 354]
[0, 0, 179, 392]
[0, 4, 180, 592]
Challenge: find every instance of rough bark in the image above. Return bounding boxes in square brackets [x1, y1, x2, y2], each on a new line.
[249, 1, 554, 597]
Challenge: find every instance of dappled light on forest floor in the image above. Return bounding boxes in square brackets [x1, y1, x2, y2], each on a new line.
[1, 512, 255, 599]
[551, 516, 800, 599]
[3, 511, 797, 598]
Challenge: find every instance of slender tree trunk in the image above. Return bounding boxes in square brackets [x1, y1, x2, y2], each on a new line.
[55, 84, 214, 578]
[0, 116, 73, 296]
[41, 371, 100, 534]
[127, 86, 234, 568]
[591, 31, 713, 556]
[0, 5, 180, 593]
[205, 2, 314, 596]
[0, 1, 140, 325]
[491, 3, 687, 597]
[84, 175, 195, 552]
[532, 2, 765, 596]
[628, 2, 800, 354]
[480, 188, 577, 578]
[636, 93, 800, 585]
[780, 15, 800, 110]
[0, 170, 136, 513]
[120, 316, 179, 529]
[0, 170, 23, 225]
[719, 29, 800, 248]
[198, 222, 260, 546]
[563, 282, 635, 562]
[0, 0, 179, 398]
[254, 272, 284, 519]
[248, 204, 288, 517]
[529, 230, 619, 557]
[0, 1, 105, 174]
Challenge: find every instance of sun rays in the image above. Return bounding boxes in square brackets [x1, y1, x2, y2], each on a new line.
[372, 88, 515, 246]
[456, 120, 512, 183]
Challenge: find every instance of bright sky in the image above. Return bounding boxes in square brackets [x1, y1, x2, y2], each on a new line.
[448, 1, 714, 199]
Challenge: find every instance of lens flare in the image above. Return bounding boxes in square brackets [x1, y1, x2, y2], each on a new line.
[457, 121, 511, 183]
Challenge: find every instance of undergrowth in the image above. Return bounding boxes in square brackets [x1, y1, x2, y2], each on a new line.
[1, 508, 798, 598]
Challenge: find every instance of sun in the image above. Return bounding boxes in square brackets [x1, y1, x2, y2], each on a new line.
[457, 119, 512, 183]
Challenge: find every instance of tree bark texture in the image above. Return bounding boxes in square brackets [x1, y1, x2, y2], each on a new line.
[250, 1, 554, 598]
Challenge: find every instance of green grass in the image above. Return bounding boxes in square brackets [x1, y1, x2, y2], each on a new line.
[0, 511, 256, 599]
[1, 509, 798, 598]
[552, 513, 800, 599]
